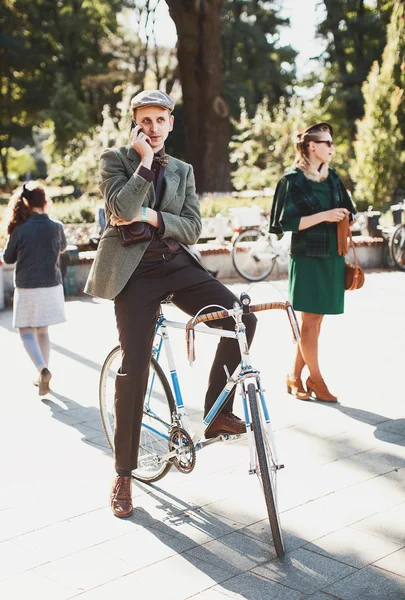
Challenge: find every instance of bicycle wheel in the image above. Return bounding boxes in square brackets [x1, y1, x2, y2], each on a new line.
[232, 229, 277, 282]
[99, 346, 176, 483]
[389, 224, 405, 271]
[247, 382, 284, 557]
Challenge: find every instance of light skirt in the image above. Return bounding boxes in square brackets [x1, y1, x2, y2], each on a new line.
[13, 285, 66, 328]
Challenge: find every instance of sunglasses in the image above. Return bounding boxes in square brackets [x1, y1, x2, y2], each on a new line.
[313, 140, 334, 148]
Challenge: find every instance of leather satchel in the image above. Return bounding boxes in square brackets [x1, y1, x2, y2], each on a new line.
[117, 222, 154, 247]
[345, 229, 365, 291]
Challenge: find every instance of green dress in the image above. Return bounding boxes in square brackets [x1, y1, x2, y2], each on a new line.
[287, 179, 345, 315]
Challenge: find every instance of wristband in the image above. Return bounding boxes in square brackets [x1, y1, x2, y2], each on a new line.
[141, 207, 147, 222]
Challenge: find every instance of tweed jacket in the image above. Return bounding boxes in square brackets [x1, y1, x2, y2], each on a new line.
[84, 145, 202, 300]
[269, 166, 356, 258]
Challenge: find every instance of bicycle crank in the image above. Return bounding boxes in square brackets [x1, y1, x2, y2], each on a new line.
[168, 427, 196, 474]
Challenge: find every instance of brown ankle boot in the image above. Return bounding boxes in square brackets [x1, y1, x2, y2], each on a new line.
[110, 475, 133, 518]
[286, 375, 310, 400]
[306, 377, 338, 402]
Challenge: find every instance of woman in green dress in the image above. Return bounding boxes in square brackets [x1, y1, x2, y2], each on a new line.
[269, 122, 356, 402]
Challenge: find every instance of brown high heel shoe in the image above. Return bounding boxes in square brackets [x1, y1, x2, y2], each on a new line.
[306, 377, 338, 402]
[286, 375, 310, 401]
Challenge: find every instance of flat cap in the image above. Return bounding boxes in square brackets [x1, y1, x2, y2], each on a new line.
[130, 90, 175, 112]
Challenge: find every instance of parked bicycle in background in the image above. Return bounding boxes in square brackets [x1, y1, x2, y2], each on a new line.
[230, 207, 290, 282]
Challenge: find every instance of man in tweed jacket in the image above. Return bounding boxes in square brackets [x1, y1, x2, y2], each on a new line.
[85, 90, 257, 518]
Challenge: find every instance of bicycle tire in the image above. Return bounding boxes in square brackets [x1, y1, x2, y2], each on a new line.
[99, 346, 176, 483]
[247, 382, 284, 557]
[231, 229, 277, 282]
[389, 223, 405, 271]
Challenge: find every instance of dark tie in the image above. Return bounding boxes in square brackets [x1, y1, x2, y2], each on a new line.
[152, 153, 169, 167]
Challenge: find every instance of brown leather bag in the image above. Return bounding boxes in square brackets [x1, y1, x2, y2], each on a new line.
[337, 215, 350, 256]
[117, 222, 154, 247]
[345, 229, 365, 291]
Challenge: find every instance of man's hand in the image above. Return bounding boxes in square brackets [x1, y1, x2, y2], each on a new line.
[130, 125, 153, 168]
[110, 208, 159, 228]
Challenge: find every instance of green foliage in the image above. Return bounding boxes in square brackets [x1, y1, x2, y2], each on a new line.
[6, 148, 36, 181]
[50, 196, 99, 224]
[230, 94, 353, 192]
[42, 85, 137, 189]
[351, 1, 404, 210]
[0, 0, 122, 183]
[199, 195, 271, 218]
[222, 0, 297, 118]
[313, 0, 395, 144]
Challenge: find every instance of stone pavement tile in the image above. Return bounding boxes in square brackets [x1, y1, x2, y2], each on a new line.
[34, 547, 133, 594]
[130, 553, 236, 598]
[66, 571, 172, 600]
[86, 434, 112, 449]
[0, 540, 50, 580]
[304, 528, 402, 569]
[191, 572, 303, 599]
[373, 548, 405, 578]
[149, 505, 246, 545]
[303, 594, 341, 599]
[351, 501, 405, 545]
[0, 569, 75, 600]
[97, 525, 197, 570]
[200, 492, 270, 528]
[323, 565, 405, 600]
[185, 531, 276, 574]
[252, 548, 355, 595]
[238, 520, 310, 553]
[280, 475, 405, 543]
[67, 506, 153, 546]
[377, 419, 405, 438]
[12, 520, 101, 565]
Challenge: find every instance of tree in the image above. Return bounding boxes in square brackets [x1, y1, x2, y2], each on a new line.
[230, 95, 338, 192]
[315, 0, 395, 138]
[0, 0, 122, 184]
[221, 0, 297, 119]
[166, 0, 232, 193]
[351, 1, 404, 210]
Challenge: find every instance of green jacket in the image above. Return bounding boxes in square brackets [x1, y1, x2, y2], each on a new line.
[269, 166, 356, 258]
[85, 145, 202, 300]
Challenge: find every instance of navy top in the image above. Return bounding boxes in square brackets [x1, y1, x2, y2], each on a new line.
[3, 213, 67, 289]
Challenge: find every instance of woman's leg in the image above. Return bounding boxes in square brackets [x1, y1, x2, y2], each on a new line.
[36, 326, 51, 367]
[19, 327, 47, 372]
[299, 312, 324, 381]
[292, 343, 306, 379]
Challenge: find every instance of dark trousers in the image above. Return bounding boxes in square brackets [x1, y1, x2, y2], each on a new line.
[113, 251, 257, 473]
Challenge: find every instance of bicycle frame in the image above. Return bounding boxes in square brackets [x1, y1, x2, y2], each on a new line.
[149, 302, 283, 474]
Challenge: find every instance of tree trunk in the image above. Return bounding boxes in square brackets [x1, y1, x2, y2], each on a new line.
[166, 0, 231, 193]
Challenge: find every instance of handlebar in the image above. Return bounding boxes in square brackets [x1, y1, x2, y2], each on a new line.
[185, 300, 301, 364]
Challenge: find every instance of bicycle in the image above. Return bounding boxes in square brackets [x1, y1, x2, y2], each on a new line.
[231, 225, 290, 282]
[99, 292, 301, 557]
[388, 202, 405, 271]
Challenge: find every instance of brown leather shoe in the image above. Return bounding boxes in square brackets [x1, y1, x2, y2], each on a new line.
[205, 411, 246, 438]
[286, 375, 310, 400]
[38, 368, 52, 396]
[306, 377, 338, 403]
[110, 475, 133, 518]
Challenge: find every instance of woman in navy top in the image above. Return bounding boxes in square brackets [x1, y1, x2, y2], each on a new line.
[3, 183, 67, 395]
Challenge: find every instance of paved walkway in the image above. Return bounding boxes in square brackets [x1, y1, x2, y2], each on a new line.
[1, 271, 405, 599]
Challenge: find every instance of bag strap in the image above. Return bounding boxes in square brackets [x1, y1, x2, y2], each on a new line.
[348, 228, 359, 269]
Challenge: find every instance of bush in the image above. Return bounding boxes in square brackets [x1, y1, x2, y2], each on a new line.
[50, 196, 99, 224]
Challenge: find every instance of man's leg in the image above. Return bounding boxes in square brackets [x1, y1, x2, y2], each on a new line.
[113, 275, 162, 475]
[171, 275, 257, 418]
